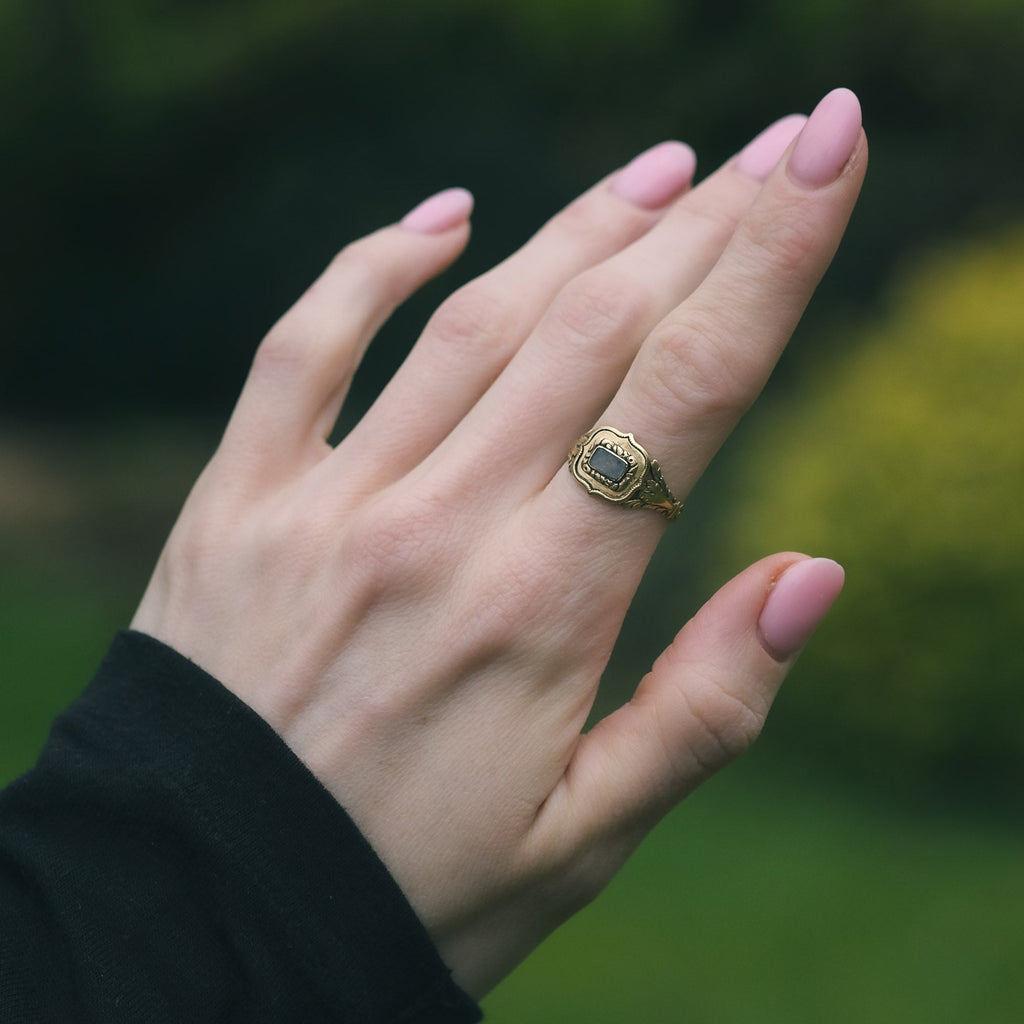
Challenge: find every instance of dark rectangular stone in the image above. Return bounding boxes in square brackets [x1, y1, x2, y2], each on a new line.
[588, 446, 628, 482]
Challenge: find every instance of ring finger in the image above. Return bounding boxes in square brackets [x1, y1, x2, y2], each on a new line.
[542, 89, 867, 570]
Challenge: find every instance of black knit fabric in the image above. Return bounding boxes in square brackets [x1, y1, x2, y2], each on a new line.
[0, 631, 482, 1023]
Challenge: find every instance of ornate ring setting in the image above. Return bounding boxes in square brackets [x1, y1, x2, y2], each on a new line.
[568, 426, 683, 521]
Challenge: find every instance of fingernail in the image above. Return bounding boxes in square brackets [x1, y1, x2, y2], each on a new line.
[788, 88, 862, 189]
[758, 557, 845, 661]
[735, 114, 808, 182]
[611, 141, 697, 210]
[400, 187, 475, 234]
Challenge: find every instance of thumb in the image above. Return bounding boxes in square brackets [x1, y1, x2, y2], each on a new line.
[551, 553, 845, 846]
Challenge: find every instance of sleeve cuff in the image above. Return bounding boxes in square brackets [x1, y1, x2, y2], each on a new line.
[2, 630, 482, 1023]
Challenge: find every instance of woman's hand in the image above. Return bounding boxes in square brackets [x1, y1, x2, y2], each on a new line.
[132, 88, 865, 997]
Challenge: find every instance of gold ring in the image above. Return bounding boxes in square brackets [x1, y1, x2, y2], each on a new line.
[568, 426, 683, 521]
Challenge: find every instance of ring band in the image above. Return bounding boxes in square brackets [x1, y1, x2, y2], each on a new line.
[568, 426, 683, 521]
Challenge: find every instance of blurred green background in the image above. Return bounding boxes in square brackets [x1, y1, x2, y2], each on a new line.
[2, 0, 1024, 1020]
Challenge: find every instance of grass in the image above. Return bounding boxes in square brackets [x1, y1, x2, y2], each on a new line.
[0, 420, 208, 781]
[0, 557, 141, 783]
[484, 752, 1024, 1023]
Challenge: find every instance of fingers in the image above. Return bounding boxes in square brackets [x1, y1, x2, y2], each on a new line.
[220, 189, 474, 480]
[329, 142, 698, 485]
[520, 88, 864, 572]
[599, 88, 867, 493]
[400, 114, 808, 504]
[539, 555, 845, 851]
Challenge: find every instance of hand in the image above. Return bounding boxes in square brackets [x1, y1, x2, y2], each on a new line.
[132, 88, 865, 997]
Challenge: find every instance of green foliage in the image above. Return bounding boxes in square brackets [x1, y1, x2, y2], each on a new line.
[718, 226, 1024, 793]
[4, 0, 1023, 417]
[0, 566, 121, 785]
[0, 0, 676, 114]
[3, 0, 1022, 116]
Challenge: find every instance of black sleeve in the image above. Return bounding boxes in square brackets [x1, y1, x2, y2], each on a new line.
[0, 631, 483, 1024]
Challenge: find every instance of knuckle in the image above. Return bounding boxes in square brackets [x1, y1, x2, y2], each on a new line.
[159, 492, 263, 602]
[323, 234, 411, 306]
[425, 279, 519, 355]
[470, 560, 550, 645]
[552, 267, 651, 350]
[250, 321, 319, 379]
[738, 204, 822, 279]
[319, 244, 380, 304]
[677, 672, 766, 772]
[678, 193, 744, 243]
[645, 318, 756, 421]
[163, 519, 225, 595]
[552, 189, 638, 250]
[325, 239, 376, 285]
[250, 241, 385, 380]
[301, 241, 379, 316]
[341, 487, 460, 589]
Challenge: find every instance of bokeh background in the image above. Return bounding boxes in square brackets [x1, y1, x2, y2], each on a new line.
[2, 1, 1024, 1020]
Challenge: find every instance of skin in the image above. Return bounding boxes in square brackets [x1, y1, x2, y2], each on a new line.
[132, 90, 867, 998]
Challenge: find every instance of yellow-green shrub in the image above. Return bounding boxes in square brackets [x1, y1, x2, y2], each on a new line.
[719, 227, 1024, 793]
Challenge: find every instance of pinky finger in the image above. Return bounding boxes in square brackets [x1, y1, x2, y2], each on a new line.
[222, 188, 474, 479]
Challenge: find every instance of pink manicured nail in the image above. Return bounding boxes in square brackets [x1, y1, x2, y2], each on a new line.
[400, 187, 475, 234]
[735, 114, 808, 182]
[611, 141, 697, 210]
[788, 88, 862, 189]
[758, 558, 845, 660]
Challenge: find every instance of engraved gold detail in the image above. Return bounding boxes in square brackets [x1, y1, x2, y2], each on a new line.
[568, 426, 683, 522]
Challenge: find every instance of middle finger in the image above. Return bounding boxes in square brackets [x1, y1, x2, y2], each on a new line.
[417, 114, 808, 499]
[332, 141, 697, 484]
